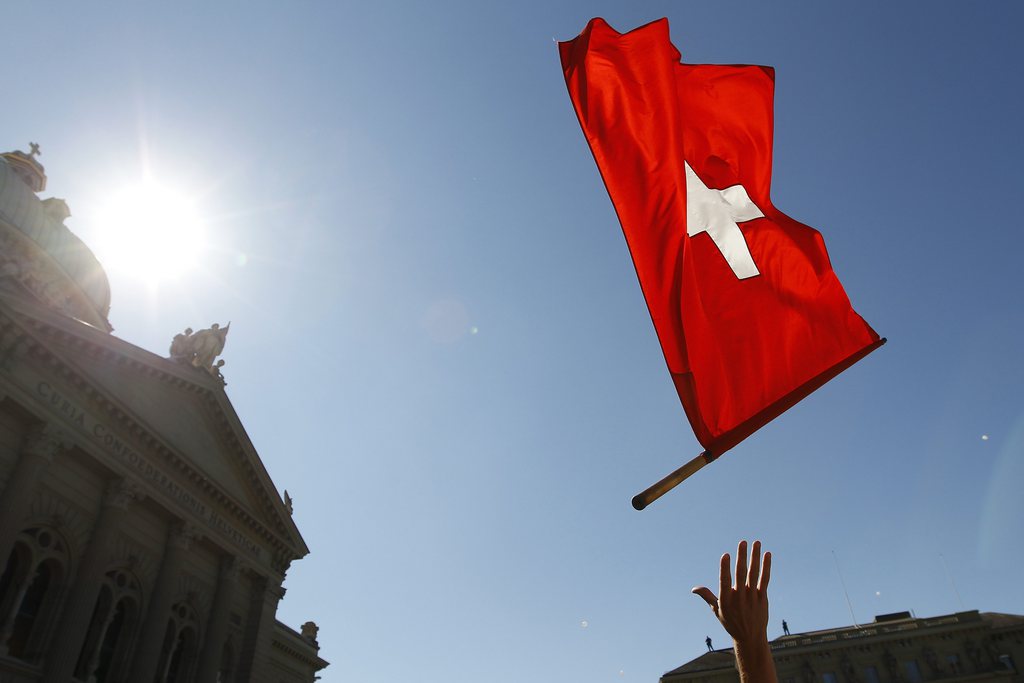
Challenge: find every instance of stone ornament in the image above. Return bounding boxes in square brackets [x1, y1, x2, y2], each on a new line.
[169, 323, 230, 383]
[171, 522, 202, 549]
[222, 555, 243, 581]
[103, 478, 145, 509]
[1, 143, 46, 191]
[301, 621, 319, 645]
[23, 423, 70, 461]
[40, 197, 71, 225]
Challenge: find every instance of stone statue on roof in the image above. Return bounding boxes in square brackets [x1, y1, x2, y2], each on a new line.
[301, 621, 319, 645]
[169, 328, 194, 360]
[169, 323, 230, 380]
[189, 322, 229, 370]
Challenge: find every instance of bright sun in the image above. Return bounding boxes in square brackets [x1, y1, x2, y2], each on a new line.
[93, 182, 207, 283]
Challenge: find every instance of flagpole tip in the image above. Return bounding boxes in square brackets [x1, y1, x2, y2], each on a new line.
[631, 451, 711, 510]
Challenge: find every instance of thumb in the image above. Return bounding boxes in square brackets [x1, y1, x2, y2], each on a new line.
[691, 586, 719, 614]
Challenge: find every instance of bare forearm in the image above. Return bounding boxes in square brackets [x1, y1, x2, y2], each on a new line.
[693, 541, 776, 683]
[734, 639, 778, 683]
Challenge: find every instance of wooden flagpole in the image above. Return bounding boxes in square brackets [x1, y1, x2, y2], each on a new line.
[631, 338, 888, 510]
[632, 451, 715, 510]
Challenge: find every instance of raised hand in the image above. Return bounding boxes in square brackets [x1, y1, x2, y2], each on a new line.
[692, 540, 777, 683]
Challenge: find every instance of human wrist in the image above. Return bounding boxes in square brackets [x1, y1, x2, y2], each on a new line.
[733, 638, 777, 683]
[733, 636, 770, 657]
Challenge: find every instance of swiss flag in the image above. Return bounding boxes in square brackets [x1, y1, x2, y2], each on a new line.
[560, 18, 883, 461]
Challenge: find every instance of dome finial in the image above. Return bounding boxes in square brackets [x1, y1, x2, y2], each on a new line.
[1, 143, 47, 192]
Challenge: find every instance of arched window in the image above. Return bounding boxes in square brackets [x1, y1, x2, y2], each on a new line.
[6, 559, 56, 658]
[165, 626, 197, 683]
[93, 596, 135, 682]
[156, 619, 178, 682]
[1, 527, 68, 662]
[0, 542, 31, 625]
[75, 568, 143, 682]
[75, 585, 113, 677]
[156, 601, 200, 683]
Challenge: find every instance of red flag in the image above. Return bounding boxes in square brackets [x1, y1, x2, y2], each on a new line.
[560, 18, 883, 459]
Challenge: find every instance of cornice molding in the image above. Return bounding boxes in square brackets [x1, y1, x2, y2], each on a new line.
[270, 636, 329, 670]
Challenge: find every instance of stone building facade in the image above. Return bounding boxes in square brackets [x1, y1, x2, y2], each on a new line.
[0, 147, 328, 682]
[663, 610, 1022, 683]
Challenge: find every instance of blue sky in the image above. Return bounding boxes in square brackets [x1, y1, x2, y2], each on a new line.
[4, 1, 1024, 681]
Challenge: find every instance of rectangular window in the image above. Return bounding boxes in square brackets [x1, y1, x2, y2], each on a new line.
[863, 666, 880, 683]
[998, 654, 1016, 673]
[946, 654, 962, 674]
[822, 672, 838, 683]
[903, 660, 923, 683]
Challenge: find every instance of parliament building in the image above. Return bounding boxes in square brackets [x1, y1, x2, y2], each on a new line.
[0, 146, 328, 682]
[663, 610, 1022, 683]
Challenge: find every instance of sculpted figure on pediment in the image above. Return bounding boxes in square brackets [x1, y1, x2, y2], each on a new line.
[169, 327, 194, 361]
[169, 322, 230, 380]
[190, 323, 229, 370]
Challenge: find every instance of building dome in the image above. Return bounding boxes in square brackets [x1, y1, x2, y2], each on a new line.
[0, 146, 112, 331]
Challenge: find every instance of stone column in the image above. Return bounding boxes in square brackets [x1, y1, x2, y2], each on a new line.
[41, 479, 143, 683]
[235, 576, 285, 683]
[194, 556, 240, 683]
[0, 424, 67, 569]
[127, 521, 199, 683]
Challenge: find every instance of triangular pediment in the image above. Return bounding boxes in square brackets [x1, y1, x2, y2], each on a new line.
[68, 350, 254, 502]
[1, 295, 307, 562]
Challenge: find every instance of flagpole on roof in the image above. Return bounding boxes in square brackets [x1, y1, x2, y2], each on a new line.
[632, 452, 715, 510]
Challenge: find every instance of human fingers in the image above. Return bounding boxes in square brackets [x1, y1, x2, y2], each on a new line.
[758, 550, 772, 591]
[692, 587, 720, 615]
[719, 552, 731, 598]
[748, 540, 762, 588]
[735, 541, 747, 590]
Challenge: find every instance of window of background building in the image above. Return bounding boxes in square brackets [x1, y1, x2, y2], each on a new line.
[822, 672, 838, 683]
[946, 654, 962, 674]
[863, 665, 880, 683]
[998, 654, 1016, 673]
[903, 660, 923, 683]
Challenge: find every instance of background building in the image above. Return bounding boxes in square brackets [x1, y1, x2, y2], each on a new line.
[663, 610, 1022, 683]
[0, 146, 328, 682]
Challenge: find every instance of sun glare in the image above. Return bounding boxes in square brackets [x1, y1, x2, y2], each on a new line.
[93, 182, 207, 283]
